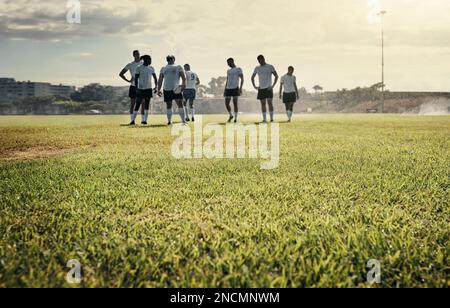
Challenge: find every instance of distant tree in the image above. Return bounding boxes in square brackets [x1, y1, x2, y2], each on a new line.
[19, 96, 55, 114]
[207, 77, 228, 97]
[71, 83, 114, 102]
[313, 85, 323, 94]
[299, 87, 308, 97]
[197, 85, 209, 98]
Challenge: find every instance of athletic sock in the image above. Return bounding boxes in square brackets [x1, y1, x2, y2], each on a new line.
[184, 106, 188, 118]
[132, 111, 138, 122]
[167, 109, 173, 123]
[234, 112, 238, 121]
[287, 111, 292, 120]
[144, 110, 149, 122]
[190, 107, 195, 118]
[262, 112, 267, 122]
[178, 108, 186, 123]
[130, 113, 134, 122]
[270, 112, 274, 121]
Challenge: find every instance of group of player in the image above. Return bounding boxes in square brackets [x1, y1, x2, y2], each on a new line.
[119, 50, 300, 126]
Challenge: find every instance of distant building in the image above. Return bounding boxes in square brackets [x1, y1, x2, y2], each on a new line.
[0, 78, 75, 99]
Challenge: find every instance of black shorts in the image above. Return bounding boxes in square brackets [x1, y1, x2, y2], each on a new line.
[224, 88, 240, 98]
[183, 89, 196, 101]
[257, 88, 274, 100]
[164, 90, 183, 103]
[137, 89, 153, 99]
[283, 92, 297, 104]
[129, 86, 137, 99]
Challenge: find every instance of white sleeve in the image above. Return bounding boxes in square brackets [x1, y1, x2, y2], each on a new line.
[124, 63, 131, 71]
[271, 65, 276, 73]
[253, 67, 258, 75]
[238, 68, 243, 75]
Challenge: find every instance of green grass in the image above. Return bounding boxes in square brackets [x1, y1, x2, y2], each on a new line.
[0, 114, 449, 288]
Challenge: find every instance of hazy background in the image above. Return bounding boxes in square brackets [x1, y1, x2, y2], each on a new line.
[0, 0, 449, 91]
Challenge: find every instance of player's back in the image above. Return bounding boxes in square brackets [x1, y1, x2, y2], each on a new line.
[162, 64, 183, 91]
[185, 71, 197, 89]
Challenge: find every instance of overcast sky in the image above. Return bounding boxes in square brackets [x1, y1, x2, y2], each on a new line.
[0, 0, 449, 91]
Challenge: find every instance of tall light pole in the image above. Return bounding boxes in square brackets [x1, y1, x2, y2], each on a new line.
[379, 10, 387, 113]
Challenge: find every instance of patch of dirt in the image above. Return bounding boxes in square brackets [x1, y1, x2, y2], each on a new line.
[1, 145, 89, 161]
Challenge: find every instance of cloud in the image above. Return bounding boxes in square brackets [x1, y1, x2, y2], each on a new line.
[67, 52, 93, 57]
[1, 0, 449, 51]
[0, 0, 163, 40]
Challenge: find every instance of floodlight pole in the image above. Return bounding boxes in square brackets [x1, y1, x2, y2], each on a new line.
[379, 11, 387, 113]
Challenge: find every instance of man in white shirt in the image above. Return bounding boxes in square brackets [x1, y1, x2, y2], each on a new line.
[119, 50, 144, 122]
[251, 55, 279, 123]
[131, 55, 158, 125]
[183, 64, 200, 122]
[224, 58, 244, 123]
[157, 55, 187, 125]
[279, 66, 299, 123]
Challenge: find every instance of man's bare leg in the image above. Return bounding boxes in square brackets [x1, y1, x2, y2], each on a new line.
[183, 100, 189, 121]
[176, 99, 186, 124]
[166, 101, 173, 125]
[233, 97, 239, 123]
[260, 98, 267, 122]
[225, 97, 234, 122]
[268, 98, 274, 122]
[189, 100, 195, 121]
[130, 98, 136, 122]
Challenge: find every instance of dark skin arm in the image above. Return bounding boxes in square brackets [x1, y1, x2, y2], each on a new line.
[294, 81, 299, 100]
[279, 81, 283, 99]
[239, 73, 244, 95]
[179, 70, 186, 89]
[251, 72, 258, 90]
[271, 70, 279, 90]
[119, 68, 132, 84]
[157, 73, 164, 96]
[153, 73, 158, 93]
[134, 73, 140, 90]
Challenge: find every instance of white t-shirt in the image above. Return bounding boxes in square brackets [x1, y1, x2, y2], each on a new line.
[160, 64, 184, 91]
[185, 71, 198, 90]
[124, 61, 142, 87]
[281, 74, 297, 93]
[135, 65, 155, 90]
[253, 64, 277, 89]
[226, 67, 243, 89]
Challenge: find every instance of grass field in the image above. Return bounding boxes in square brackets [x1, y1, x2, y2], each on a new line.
[0, 114, 449, 288]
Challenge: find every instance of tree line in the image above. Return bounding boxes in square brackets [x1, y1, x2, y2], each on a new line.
[0, 79, 392, 115]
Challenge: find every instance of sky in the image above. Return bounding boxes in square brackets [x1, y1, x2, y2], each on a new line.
[0, 0, 449, 91]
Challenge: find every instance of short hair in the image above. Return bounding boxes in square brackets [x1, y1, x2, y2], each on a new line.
[142, 55, 152, 62]
[166, 55, 175, 62]
[288, 66, 294, 70]
[133, 50, 139, 55]
[257, 55, 265, 60]
[227, 58, 234, 62]
[184, 63, 190, 68]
